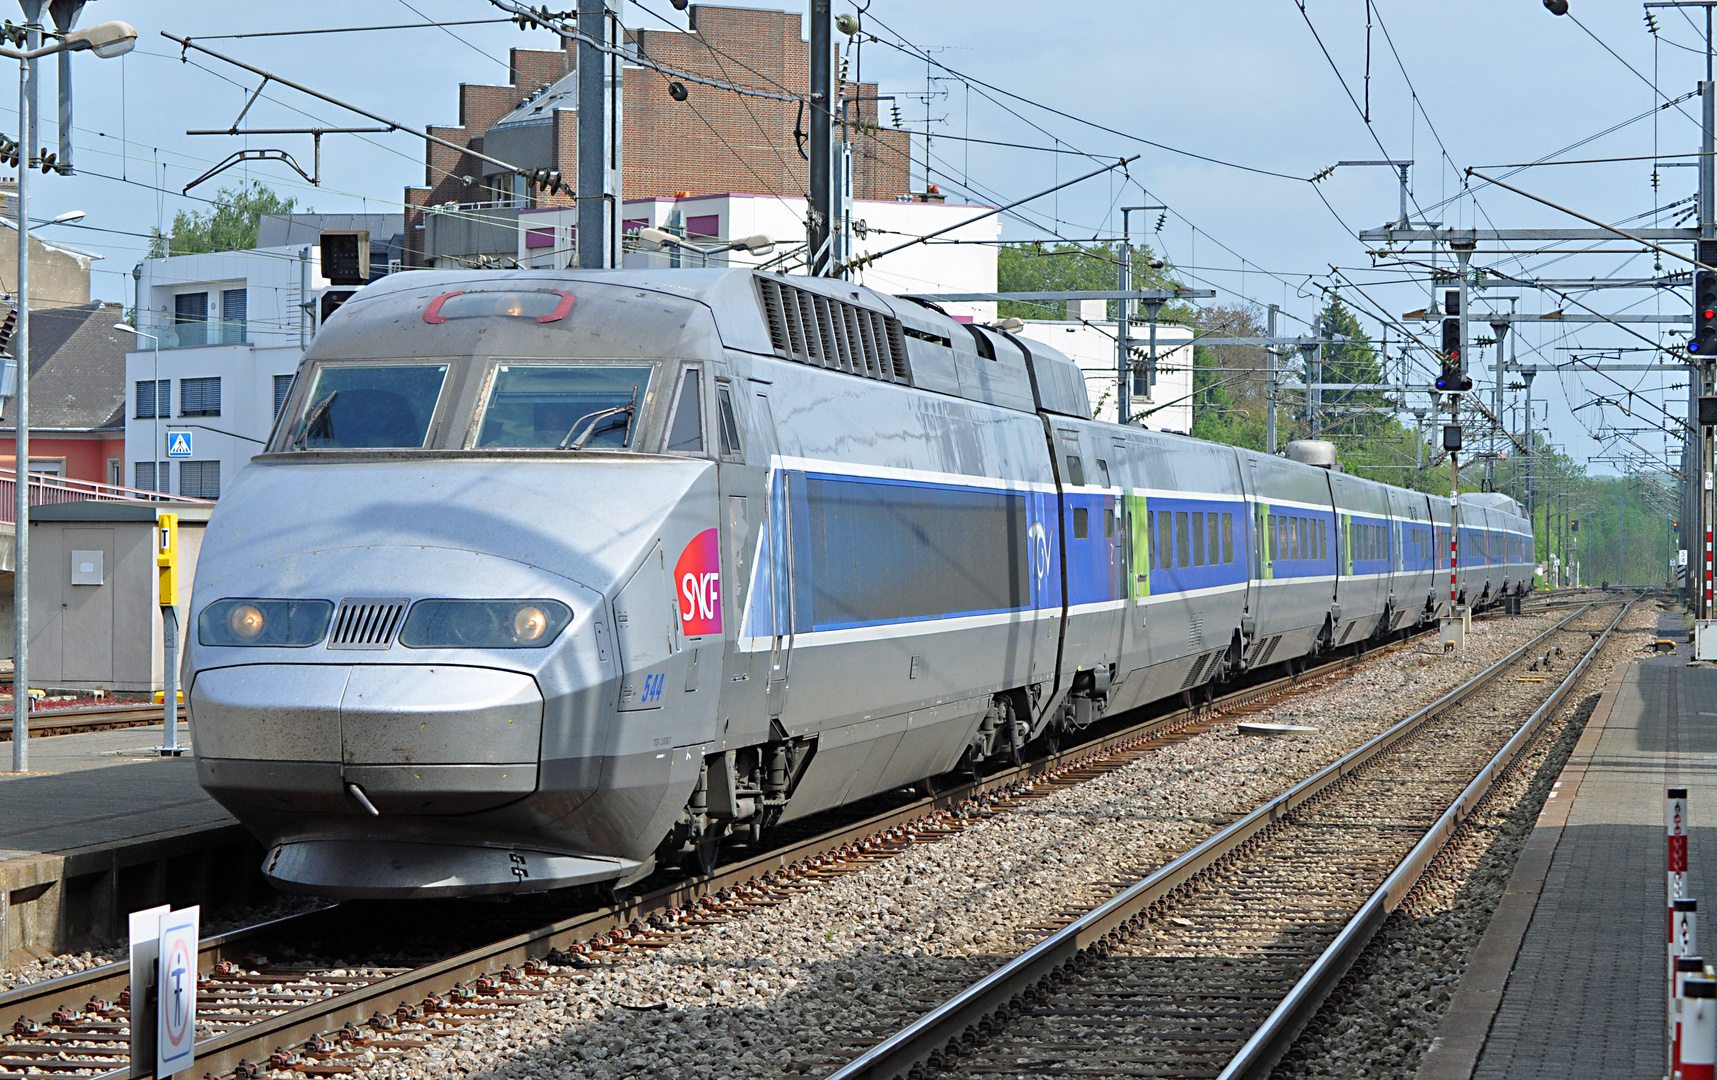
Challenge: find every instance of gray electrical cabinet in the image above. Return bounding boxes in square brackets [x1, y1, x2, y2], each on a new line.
[28, 503, 210, 693]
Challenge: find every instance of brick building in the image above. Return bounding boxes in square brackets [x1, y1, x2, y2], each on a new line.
[404, 4, 912, 264]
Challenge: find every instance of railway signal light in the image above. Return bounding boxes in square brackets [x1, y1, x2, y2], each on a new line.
[1435, 318, 1471, 391]
[1693, 271, 1717, 356]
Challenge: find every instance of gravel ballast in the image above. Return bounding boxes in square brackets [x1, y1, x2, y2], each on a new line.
[299, 613, 1563, 1080]
[1270, 599, 1662, 1079]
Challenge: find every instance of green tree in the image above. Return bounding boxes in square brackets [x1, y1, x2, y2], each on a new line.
[995, 241, 1178, 321]
[149, 181, 305, 257]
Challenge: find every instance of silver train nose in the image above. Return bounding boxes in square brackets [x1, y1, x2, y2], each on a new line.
[195, 663, 543, 815]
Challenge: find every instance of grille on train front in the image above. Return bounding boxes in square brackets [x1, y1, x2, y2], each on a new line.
[327, 598, 409, 649]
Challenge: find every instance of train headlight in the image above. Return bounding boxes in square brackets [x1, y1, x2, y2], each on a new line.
[198, 599, 335, 647]
[513, 605, 550, 642]
[399, 599, 572, 649]
[229, 604, 265, 640]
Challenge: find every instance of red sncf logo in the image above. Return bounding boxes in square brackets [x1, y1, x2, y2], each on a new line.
[675, 528, 723, 636]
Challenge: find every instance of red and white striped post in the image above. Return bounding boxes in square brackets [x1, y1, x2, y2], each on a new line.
[1686, 976, 1717, 1080]
[1678, 955, 1705, 1076]
[1674, 789, 1692, 938]
[1678, 900, 1700, 969]
[1707, 524, 1713, 613]
[1450, 496, 1459, 611]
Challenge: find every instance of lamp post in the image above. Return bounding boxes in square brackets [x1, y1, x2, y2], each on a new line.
[5, 13, 135, 774]
[113, 322, 177, 753]
[113, 322, 158, 492]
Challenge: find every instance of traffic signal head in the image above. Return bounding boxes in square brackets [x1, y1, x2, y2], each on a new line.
[1693, 271, 1717, 356]
[1434, 317, 1472, 391]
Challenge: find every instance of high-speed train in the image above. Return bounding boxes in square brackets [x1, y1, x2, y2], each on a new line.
[186, 267, 1535, 899]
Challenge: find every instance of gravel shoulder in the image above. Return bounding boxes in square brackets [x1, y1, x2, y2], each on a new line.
[326, 613, 1562, 1080]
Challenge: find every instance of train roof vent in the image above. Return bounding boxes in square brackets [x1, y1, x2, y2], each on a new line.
[328, 597, 409, 650]
[756, 276, 912, 385]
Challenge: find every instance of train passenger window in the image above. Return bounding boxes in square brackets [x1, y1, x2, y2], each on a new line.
[1207, 513, 1220, 566]
[1318, 519, 1327, 561]
[1175, 512, 1190, 567]
[473, 363, 654, 449]
[716, 384, 743, 459]
[1290, 517, 1300, 561]
[1192, 512, 1206, 566]
[285, 363, 449, 450]
[1065, 455, 1085, 486]
[665, 367, 705, 453]
[1221, 513, 1234, 563]
[1096, 459, 1111, 488]
[1147, 510, 1156, 568]
[1269, 517, 1279, 561]
[1073, 507, 1089, 539]
[1104, 507, 1115, 538]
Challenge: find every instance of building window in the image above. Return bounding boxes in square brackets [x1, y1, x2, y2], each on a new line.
[135, 378, 169, 418]
[178, 460, 220, 498]
[174, 291, 208, 348]
[220, 288, 247, 344]
[273, 373, 295, 418]
[107, 459, 121, 487]
[180, 376, 221, 417]
[134, 460, 170, 492]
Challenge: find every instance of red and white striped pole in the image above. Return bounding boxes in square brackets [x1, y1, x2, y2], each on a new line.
[1450, 496, 1459, 611]
[1707, 524, 1713, 613]
[1676, 899, 1700, 1033]
[1674, 789, 1692, 937]
[1679, 955, 1705, 1076]
[1686, 975, 1717, 1080]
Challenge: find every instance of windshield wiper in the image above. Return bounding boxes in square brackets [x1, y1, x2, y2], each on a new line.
[558, 385, 639, 451]
[291, 391, 338, 450]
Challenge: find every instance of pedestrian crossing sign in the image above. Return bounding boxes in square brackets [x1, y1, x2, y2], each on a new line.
[165, 431, 192, 458]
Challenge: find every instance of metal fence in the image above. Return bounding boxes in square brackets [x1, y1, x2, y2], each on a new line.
[0, 468, 214, 525]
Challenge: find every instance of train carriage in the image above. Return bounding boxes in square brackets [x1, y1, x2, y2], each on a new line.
[187, 267, 1533, 899]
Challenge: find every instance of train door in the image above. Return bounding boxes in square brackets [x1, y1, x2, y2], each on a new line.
[714, 376, 770, 748]
[753, 390, 793, 718]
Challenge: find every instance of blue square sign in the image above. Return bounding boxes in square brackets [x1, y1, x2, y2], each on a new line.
[165, 431, 192, 458]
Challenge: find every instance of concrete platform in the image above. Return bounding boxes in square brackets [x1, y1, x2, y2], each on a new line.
[1418, 612, 1711, 1080]
[0, 725, 266, 965]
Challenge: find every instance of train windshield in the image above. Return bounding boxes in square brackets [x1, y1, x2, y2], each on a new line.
[284, 363, 450, 450]
[475, 363, 654, 449]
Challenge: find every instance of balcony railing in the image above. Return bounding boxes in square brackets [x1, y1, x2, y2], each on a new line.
[0, 469, 213, 525]
[155, 319, 249, 350]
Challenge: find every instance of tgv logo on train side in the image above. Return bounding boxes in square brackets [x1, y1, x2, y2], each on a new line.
[675, 528, 723, 636]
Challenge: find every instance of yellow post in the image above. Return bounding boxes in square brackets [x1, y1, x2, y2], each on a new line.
[156, 512, 178, 607]
[156, 513, 183, 755]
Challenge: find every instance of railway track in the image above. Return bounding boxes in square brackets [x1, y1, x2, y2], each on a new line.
[0, 703, 183, 742]
[820, 600, 1630, 1080]
[0, 619, 1469, 1080]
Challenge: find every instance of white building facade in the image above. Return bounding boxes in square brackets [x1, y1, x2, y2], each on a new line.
[125, 245, 328, 498]
[1016, 300, 1195, 434]
[474, 192, 1002, 323]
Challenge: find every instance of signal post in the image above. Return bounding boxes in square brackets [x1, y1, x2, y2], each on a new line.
[1696, 258, 1717, 658]
[1440, 250, 1475, 650]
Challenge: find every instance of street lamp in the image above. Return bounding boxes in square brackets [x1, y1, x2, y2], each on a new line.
[113, 322, 159, 492]
[6, 14, 135, 774]
[633, 226, 776, 264]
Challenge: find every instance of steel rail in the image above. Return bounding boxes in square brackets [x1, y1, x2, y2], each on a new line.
[822, 602, 1615, 1080]
[0, 627, 1429, 1078]
[1215, 598, 1630, 1079]
[0, 703, 186, 740]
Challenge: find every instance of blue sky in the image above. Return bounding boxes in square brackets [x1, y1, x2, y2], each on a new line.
[20, 0, 1708, 478]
